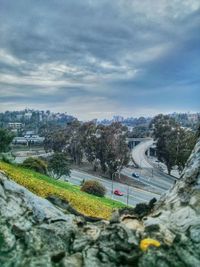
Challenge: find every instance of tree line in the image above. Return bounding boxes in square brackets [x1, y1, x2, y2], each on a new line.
[44, 121, 130, 178]
[0, 113, 199, 179]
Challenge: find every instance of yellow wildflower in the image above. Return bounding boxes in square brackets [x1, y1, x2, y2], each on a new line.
[140, 238, 161, 251]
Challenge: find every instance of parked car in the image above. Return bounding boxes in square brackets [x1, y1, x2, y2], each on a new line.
[132, 172, 139, 178]
[114, 189, 123, 196]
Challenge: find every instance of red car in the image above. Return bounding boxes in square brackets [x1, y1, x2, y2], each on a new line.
[114, 189, 123, 196]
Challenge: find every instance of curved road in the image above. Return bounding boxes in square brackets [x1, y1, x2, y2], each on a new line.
[131, 138, 153, 168]
[123, 138, 176, 194]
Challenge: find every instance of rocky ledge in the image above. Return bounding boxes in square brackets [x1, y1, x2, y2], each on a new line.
[0, 138, 200, 267]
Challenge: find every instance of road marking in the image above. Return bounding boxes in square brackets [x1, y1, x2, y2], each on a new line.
[71, 170, 160, 196]
[68, 174, 158, 203]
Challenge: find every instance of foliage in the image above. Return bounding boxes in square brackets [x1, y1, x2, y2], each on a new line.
[44, 121, 83, 165]
[21, 157, 47, 174]
[196, 124, 200, 138]
[134, 203, 150, 218]
[81, 122, 130, 177]
[44, 126, 68, 152]
[0, 128, 14, 153]
[148, 197, 157, 210]
[48, 152, 71, 179]
[79, 122, 98, 169]
[44, 121, 130, 177]
[1, 154, 13, 164]
[81, 180, 107, 197]
[175, 129, 197, 173]
[0, 109, 76, 135]
[150, 114, 196, 174]
[171, 112, 200, 130]
[128, 125, 150, 138]
[105, 123, 130, 177]
[0, 161, 125, 219]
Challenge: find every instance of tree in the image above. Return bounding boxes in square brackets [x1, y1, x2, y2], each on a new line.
[95, 123, 130, 178]
[150, 114, 196, 174]
[0, 128, 14, 152]
[44, 121, 130, 177]
[44, 121, 83, 165]
[63, 120, 83, 165]
[80, 122, 99, 171]
[48, 153, 71, 179]
[175, 128, 196, 173]
[196, 124, 200, 138]
[128, 125, 150, 138]
[44, 127, 67, 152]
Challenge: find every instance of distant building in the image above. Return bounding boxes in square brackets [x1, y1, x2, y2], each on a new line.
[24, 131, 35, 138]
[12, 137, 28, 145]
[12, 134, 44, 145]
[29, 136, 45, 144]
[8, 122, 23, 130]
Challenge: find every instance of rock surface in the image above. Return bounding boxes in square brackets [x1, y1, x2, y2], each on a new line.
[0, 138, 200, 266]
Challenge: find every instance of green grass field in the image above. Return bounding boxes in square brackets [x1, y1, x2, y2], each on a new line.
[0, 161, 126, 219]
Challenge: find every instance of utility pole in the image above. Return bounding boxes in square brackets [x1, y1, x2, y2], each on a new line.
[111, 171, 120, 199]
[127, 185, 129, 206]
[111, 172, 115, 199]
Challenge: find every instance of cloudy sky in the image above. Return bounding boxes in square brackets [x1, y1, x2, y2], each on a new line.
[0, 0, 199, 120]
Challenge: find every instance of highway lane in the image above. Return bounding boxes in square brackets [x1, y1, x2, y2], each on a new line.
[63, 169, 160, 206]
[14, 151, 162, 206]
[14, 153, 160, 206]
[132, 139, 154, 168]
[129, 139, 176, 192]
[121, 168, 169, 193]
[131, 138, 177, 182]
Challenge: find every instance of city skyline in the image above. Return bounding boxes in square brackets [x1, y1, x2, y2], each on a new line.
[1, 108, 199, 124]
[0, 0, 200, 120]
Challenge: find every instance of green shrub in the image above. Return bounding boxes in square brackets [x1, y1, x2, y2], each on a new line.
[48, 152, 71, 179]
[1, 154, 12, 164]
[134, 203, 150, 218]
[21, 157, 47, 174]
[81, 180, 106, 197]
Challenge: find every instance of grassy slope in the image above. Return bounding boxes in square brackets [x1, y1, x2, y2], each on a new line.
[0, 161, 125, 219]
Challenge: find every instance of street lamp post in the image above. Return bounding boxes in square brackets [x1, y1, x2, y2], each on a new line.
[111, 172, 116, 199]
[111, 173, 114, 199]
[127, 185, 130, 206]
[111, 171, 120, 199]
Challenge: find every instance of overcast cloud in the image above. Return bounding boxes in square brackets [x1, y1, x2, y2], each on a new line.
[0, 0, 199, 120]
